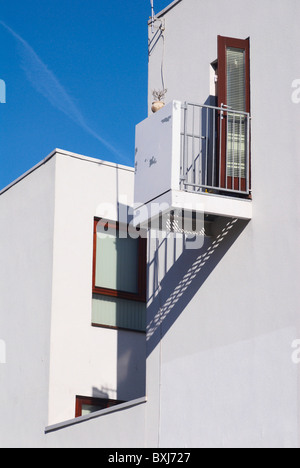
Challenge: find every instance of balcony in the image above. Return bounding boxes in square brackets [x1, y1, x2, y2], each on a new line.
[134, 100, 252, 233]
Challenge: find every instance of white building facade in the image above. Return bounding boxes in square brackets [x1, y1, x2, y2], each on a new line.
[0, 0, 300, 448]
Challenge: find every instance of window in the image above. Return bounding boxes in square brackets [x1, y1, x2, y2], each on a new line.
[75, 396, 124, 418]
[93, 219, 147, 302]
[92, 218, 147, 332]
[217, 36, 250, 191]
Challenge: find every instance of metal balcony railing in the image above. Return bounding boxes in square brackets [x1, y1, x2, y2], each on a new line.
[180, 102, 251, 196]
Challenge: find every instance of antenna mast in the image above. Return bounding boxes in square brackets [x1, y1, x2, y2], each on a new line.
[150, 0, 155, 34]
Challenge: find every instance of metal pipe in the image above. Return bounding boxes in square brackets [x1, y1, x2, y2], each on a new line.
[183, 181, 248, 195]
[150, 0, 155, 34]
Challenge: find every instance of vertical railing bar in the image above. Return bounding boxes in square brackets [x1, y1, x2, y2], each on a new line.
[180, 106, 184, 185]
[187, 128, 190, 187]
[239, 114, 242, 192]
[246, 113, 250, 193]
[225, 110, 228, 189]
[212, 107, 216, 188]
[219, 109, 222, 188]
[183, 102, 188, 189]
[232, 113, 235, 189]
[205, 107, 209, 188]
[181, 104, 184, 187]
[198, 105, 202, 190]
[180, 105, 184, 187]
[192, 104, 195, 191]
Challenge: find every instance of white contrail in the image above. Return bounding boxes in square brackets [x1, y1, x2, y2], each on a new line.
[0, 21, 127, 162]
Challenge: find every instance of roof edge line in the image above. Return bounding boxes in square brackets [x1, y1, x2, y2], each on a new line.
[148, 0, 182, 22]
[0, 149, 57, 197]
[0, 149, 134, 197]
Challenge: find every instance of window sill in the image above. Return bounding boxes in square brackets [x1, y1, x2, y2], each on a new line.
[45, 396, 147, 434]
[91, 322, 146, 334]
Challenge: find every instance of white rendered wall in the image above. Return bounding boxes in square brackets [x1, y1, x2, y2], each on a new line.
[0, 157, 56, 447]
[48, 151, 146, 425]
[146, 0, 300, 448]
[0, 151, 147, 447]
[45, 401, 147, 448]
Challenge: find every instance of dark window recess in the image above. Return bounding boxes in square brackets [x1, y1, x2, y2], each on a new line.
[75, 396, 125, 418]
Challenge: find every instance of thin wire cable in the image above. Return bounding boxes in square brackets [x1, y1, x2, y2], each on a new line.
[160, 29, 166, 93]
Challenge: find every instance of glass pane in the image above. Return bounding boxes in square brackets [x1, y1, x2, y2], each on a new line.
[81, 403, 105, 416]
[226, 47, 246, 178]
[92, 295, 146, 332]
[81, 400, 122, 416]
[226, 114, 246, 178]
[226, 47, 245, 112]
[95, 230, 139, 294]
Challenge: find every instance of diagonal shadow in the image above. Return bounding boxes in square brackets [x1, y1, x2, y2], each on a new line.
[146, 217, 249, 357]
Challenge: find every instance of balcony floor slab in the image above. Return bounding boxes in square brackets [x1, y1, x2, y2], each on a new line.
[134, 189, 252, 230]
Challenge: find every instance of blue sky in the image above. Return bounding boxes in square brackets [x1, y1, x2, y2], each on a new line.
[0, 0, 172, 190]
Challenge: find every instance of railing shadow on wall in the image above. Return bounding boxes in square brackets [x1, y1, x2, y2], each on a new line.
[146, 217, 249, 358]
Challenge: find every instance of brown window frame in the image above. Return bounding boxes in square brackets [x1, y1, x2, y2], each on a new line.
[75, 395, 125, 418]
[92, 218, 147, 303]
[217, 35, 251, 192]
